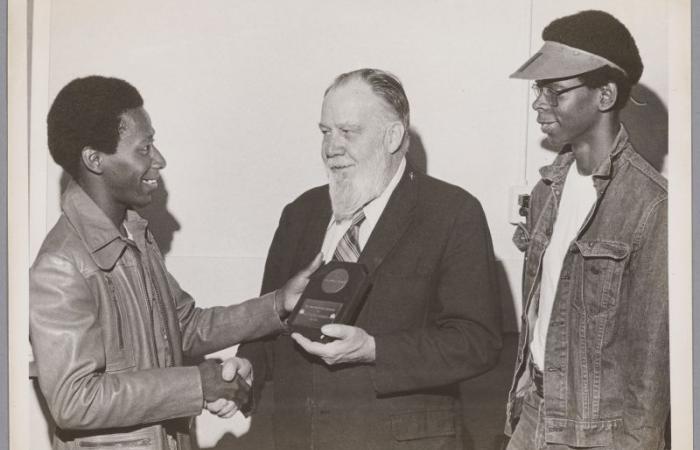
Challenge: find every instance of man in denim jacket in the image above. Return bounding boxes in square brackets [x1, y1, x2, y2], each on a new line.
[504, 11, 668, 450]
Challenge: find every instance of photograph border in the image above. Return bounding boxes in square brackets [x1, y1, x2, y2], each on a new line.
[4, 0, 698, 448]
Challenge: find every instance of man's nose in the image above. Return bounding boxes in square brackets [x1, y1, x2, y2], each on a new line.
[152, 145, 167, 169]
[324, 133, 345, 157]
[532, 91, 549, 111]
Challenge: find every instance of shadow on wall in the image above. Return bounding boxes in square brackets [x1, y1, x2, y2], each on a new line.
[537, 83, 668, 174]
[406, 128, 427, 173]
[60, 172, 181, 256]
[621, 83, 668, 173]
[137, 177, 181, 255]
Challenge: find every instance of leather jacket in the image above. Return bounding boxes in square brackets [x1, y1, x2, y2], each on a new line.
[505, 127, 669, 449]
[30, 182, 284, 450]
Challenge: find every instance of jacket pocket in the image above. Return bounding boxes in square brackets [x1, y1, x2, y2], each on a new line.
[574, 240, 629, 316]
[104, 274, 136, 372]
[391, 409, 456, 441]
[75, 427, 157, 449]
[77, 437, 152, 448]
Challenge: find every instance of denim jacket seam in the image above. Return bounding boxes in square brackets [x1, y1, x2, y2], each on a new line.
[631, 196, 667, 252]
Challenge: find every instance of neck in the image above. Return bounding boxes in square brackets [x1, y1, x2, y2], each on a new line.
[78, 177, 127, 231]
[570, 117, 620, 175]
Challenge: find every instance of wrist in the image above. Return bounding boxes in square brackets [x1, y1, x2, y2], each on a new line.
[274, 289, 289, 319]
[365, 335, 376, 363]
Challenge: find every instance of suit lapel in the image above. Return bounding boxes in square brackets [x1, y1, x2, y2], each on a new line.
[359, 167, 417, 276]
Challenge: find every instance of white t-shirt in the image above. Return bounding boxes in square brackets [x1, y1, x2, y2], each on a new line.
[530, 162, 597, 370]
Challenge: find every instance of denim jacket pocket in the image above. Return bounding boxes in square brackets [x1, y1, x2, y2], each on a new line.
[573, 240, 630, 316]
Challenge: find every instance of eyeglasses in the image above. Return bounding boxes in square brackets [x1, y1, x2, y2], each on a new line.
[531, 83, 586, 107]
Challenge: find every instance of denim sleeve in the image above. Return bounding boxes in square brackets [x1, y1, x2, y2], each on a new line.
[619, 197, 669, 449]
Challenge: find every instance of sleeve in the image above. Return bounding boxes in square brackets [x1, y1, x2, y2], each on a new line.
[618, 197, 669, 449]
[169, 274, 284, 359]
[29, 253, 203, 430]
[237, 203, 296, 409]
[371, 195, 503, 394]
[139, 234, 285, 359]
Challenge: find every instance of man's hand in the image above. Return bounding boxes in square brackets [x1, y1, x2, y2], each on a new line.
[199, 357, 253, 418]
[276, 252, 324, 314]
[291, 324, 376, 365]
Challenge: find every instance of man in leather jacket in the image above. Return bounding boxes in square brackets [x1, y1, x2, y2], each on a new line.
[504, 10, 668, 450]
[30, 76, 321, 450]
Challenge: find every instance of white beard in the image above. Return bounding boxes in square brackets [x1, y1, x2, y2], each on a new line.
[327, 157, 391, 221]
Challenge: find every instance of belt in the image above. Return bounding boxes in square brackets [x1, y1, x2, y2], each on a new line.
[529, 359, 544, 398]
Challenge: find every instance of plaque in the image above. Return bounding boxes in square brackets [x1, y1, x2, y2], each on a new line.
[287, 261, 371, 342]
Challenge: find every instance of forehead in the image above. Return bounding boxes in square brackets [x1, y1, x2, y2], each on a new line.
[119, 107, 154, 138]
[321, 80, 387, 122]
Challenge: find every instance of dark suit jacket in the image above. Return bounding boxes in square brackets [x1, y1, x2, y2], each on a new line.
[239, 166, 502, 450]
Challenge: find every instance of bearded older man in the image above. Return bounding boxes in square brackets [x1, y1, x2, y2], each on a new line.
[238, 68, 502, 450]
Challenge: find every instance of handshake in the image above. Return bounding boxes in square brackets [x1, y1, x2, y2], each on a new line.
[197, 357, 253, 418]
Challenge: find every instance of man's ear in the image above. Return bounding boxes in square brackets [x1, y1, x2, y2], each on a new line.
[81, 147, 103, 174]
[384, 121, 405, 154]
[598, 82, 618, 112]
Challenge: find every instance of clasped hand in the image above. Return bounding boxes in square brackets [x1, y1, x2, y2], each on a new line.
[291, 324, 376, 365]
[199, 357, 253, 418]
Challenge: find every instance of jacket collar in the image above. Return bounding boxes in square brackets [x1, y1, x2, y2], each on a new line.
[539, 124, 630, 189]
[358, 164, 417, 276]
[62, 181, 150, 271]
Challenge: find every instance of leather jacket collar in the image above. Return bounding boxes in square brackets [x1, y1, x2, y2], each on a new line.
[62, 181, 151, 271]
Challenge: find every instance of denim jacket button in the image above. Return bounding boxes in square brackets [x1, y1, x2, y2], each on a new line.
[590, 266, 601, 275]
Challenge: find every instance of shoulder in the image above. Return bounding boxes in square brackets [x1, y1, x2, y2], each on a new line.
[280, 184, 329, 217]
[619, 146, 667, 198]
[31, 215, 93, 276]
[411, 171, 484, 214]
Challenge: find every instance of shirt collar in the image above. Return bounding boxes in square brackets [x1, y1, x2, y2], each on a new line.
[539, 124, 630, 185]
[62, 180, 151, 271]
[360, 157, 406, 230]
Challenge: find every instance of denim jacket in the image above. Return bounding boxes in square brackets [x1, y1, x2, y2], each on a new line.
[30, 182, 284, 450]
[504, 127, 668, 449]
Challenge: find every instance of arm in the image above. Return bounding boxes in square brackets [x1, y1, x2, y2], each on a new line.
[371, 197, 503, 393]
[618, 198, 669, 448]
[30, 253, 203, 430]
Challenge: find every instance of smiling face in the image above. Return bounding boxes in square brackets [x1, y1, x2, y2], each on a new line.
[100, 107, 166, 212]
[319, 79, 398, 220]
[532, 78, 602, 148]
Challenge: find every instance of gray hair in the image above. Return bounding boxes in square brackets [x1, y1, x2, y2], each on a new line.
[325, 68, 410, 151]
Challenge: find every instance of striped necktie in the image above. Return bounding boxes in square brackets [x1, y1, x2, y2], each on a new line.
[333, 209, 366, 262]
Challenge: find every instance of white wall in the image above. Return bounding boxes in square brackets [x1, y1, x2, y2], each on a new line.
[27, 1, 669, 448]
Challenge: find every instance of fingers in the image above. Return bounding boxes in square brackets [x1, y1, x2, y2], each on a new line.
[301, 252, 324, 277]
[217, 400, 239, 418]
[220, 357, 252, 382]
[205, 398, 239, 418]
[320, 324, 353, 339]
[291, 326, 375, 365]
[205, 398, 227, 414]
